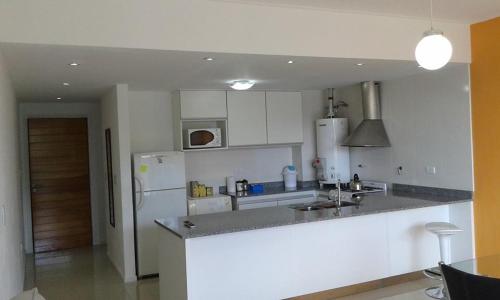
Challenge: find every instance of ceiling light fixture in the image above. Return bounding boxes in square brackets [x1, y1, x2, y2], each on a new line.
[230, 80, 255, 90]
[68, 62, 80, 66]
[287, 60, 294, 64]
[356, 63, 364, 66]
[203, 57, 214, 61]
[415, 0, 453, 71]
[56, 97, 62, 100]
[63, 82, 70, 86]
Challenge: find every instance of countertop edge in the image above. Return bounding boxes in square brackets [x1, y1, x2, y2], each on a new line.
[156, 198, 472, 240]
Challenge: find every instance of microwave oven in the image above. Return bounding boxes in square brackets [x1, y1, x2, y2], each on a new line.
[183, 128, 222, 149]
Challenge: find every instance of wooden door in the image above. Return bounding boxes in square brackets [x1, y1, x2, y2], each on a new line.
[28, 118, 92, 253]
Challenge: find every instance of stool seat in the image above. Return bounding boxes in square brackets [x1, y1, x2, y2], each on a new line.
[426, 222, 463, 235]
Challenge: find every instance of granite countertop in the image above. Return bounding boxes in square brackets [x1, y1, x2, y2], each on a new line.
[155, 188, 472, 240]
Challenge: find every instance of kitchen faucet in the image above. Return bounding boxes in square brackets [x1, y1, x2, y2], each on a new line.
[336, 179, 342, 207]
[328, 179, 342, 207]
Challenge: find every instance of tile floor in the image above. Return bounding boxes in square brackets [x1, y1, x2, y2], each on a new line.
[24, 246, 436, 300]
[24, 246, 158, 300]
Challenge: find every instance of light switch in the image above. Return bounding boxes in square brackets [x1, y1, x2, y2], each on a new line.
[425, 166, 437, 175]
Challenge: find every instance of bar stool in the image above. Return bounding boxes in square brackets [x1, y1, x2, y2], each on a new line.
[424, 222, 463, 299]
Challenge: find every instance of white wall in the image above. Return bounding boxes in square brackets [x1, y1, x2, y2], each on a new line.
[0, 0, 470, 63]
[0, 50, 23, 300]
[18, 102, 106, 253]
[101, 84, 136, 282]
[128, 90, 173, 153]
[185, 147, 293, 189]
[336, 64, 473, 190]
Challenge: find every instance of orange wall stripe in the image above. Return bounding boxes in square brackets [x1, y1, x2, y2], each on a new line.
[470, 16, 500, 258]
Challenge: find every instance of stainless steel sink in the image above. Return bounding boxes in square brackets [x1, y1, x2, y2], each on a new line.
[290, 201, 356, 212]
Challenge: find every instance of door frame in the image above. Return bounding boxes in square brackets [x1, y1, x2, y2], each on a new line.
[19, 103, 106, 254]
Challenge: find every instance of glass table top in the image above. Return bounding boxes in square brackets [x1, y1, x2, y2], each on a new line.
[451, 254, 500, 279]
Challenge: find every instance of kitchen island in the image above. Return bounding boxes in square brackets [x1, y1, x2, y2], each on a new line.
[155, 186, 474, 300]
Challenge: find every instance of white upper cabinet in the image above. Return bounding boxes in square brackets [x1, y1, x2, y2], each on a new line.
[179, 91, 227, 119]
[227, 91, 268, 146]
[266, 92, 303, 144]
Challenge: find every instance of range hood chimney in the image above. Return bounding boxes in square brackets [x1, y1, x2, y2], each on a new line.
[343, 81, 390, 147]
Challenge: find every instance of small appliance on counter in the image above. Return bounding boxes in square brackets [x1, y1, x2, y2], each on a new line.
[226, 176, 236, 193]
[283, 165, 297, 190]
[183, 128, 222, 149]
[236, 180, 244, 192]
[235, 179, 249, 192]
[241, 179, 249, 191]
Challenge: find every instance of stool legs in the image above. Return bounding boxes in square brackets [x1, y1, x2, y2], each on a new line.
[438, 234, 452, 264]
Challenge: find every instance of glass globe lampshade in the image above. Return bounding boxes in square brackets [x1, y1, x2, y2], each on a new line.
[415, 30, 453, 70]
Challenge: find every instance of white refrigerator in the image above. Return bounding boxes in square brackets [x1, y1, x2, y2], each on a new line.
[133, 151, 187, 278]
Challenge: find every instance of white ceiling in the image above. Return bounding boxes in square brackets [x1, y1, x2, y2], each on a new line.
[0, 43, 461, 102]
[217, 0, 500, 23]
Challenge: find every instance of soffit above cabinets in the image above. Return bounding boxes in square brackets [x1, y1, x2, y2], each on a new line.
[0, 43, 460, 102]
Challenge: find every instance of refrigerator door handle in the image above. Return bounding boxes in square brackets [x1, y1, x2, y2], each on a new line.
[135, 176, 145, 210]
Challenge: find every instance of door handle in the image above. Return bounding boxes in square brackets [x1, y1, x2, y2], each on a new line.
[31, 184, 41, 193]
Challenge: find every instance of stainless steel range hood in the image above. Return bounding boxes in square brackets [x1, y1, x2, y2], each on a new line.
[343, 81, 390, 147]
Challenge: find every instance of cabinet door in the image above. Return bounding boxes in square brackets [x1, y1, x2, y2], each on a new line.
[239, 201, 277, 210]
[180, 91, 227, 119]
[266, 92, 303, 144]
[227, 91, 268, 146]
[277, 196, 316, 206]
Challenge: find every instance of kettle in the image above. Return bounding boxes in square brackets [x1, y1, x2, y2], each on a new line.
[350, 174, 363, 191]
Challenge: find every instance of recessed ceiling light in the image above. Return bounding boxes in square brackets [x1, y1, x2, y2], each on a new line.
[68, 62, 80, 66]
[230, 80, 256, 90]
[63, 82, 70, 86]
[287, 60, 294, 64]
[56, 97, 62, 100]
[203, 57, 214, 61]
[356, 63, 364, 66]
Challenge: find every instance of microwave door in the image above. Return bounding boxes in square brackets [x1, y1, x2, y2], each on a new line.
[190, 130, 215, 147]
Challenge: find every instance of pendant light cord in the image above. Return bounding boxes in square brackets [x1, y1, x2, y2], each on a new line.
[430, 0, 434, 30]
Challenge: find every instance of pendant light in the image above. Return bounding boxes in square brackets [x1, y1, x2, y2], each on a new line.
[415, 0, 453, 70]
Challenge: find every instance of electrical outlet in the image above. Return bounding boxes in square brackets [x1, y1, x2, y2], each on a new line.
[425, 166, 437, 175]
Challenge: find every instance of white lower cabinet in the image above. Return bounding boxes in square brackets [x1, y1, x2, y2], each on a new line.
[238, 201, 277, 210]
[277, 196, 316, 206]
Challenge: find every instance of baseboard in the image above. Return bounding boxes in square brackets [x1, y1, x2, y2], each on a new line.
[287, 271, 425, 300]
